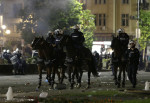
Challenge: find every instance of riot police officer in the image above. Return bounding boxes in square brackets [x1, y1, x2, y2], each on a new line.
[127, 40, 140, 88]
[71, 25, 85, 49]
[2, 49, 7, 59]
[5, 50, 12, 64]
[46, 31, 56, 47]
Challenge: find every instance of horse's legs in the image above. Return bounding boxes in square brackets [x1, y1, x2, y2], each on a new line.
[113, 65, 118, 85]
[70, 67, 76, 89]
[37, 65, 42, 89]
[51, 67, 56, 89]
[68, 65, 72, 83]
[60, 67, 66, 84]
[47, 67, 51, 85]
[56, 68, 61, 83]
[77, 70, 83, 88]
[122, 64, 126, 88]
[118, 66, 122, 88]
[87, 71, 91, 88]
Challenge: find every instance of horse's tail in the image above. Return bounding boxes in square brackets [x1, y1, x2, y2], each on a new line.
[91, 56, 99, 77]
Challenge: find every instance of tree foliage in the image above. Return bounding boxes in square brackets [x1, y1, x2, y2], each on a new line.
[139, 10, 150, 50]
[17, 0, 95, 49]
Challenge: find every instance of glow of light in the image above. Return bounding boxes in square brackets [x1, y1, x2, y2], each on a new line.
[1, 25, 6, 29]
[5, 30, 11, 34]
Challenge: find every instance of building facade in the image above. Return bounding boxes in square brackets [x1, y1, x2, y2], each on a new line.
[78, 0, 150, 54]
[79, 0, 140, 41]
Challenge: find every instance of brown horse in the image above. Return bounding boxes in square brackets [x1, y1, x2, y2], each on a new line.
[31, 37, 60, 89]
[39, 38, 67, 88]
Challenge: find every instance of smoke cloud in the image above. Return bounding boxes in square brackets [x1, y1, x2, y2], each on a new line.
[4, 0, 73, 35]
[23, 0, 73, 35]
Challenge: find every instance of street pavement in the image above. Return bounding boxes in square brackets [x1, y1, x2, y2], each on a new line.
[0, 70, 150, 100]
[0, 70, 149, 86]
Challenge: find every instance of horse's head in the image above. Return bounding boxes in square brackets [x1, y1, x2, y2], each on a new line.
[31, 37, 43, 50]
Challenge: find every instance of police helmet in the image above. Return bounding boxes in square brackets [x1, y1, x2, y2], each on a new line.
[47, 31, 52, 36]
[73, 25, 80, 30]
[3, 49, 6, 52]
[7, 50, 10, 53]
[129, 40, 135, 45]
[16, 48, 19, 52]
[54, 29, 60, 35]
[117, 28, 124, 34]
[13, 51, 16, 54]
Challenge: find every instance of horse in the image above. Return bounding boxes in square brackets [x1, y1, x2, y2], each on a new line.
[31, 37, 60, 89]
[111, 36, 128, 88]
[39, 37, 67, 88]
[60, 35, 98, 89]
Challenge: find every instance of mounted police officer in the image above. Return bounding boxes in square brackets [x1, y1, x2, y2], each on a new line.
[54, 29, 67, 80]
[117, 28, 129, 50]
[71, 25, 85, 49]
[54, 29, 64, 49]
[111, 28, 129, 88]
[127, 40, 140, 88]
[46, 31, 56, 47]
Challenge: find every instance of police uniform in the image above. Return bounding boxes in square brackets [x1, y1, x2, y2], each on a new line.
[117, 33, 129, 50]
[54, 30, 66, 67]
[71, 29, 85, 49]
[46, 35, 55, 46]
[127, 46, 140, 88]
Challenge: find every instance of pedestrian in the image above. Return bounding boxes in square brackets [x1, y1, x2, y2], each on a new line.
[127, 40, 140, 88]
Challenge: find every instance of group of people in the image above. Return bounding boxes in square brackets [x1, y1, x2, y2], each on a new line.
[111, 28, 140, 88]
[0, 48, 26, 75]
[46, 26, 85, 50]
[45, 26, 85, 65]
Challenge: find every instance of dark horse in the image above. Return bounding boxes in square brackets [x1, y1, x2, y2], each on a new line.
[31, 37, 60, 89]
[60, 35, 98, 89]
[111, 36, 128, 88]
[40, 37, 66, 86]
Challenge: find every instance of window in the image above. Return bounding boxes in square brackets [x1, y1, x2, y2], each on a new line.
[99, 14, 106, 26]
[122, 0, 129, 4]
[103, 14, 106, 26]
[95, 0, 98, 4]
[99, 14, 102, 25]
[94, 14, 98, 26]
[103, 0, 106, 4]
[99, 0, 101, 4]
[121, 14, 129, 26]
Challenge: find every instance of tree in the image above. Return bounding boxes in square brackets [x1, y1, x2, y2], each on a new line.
[139, 10, 150, 50]
[17, 0, 95, 49]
